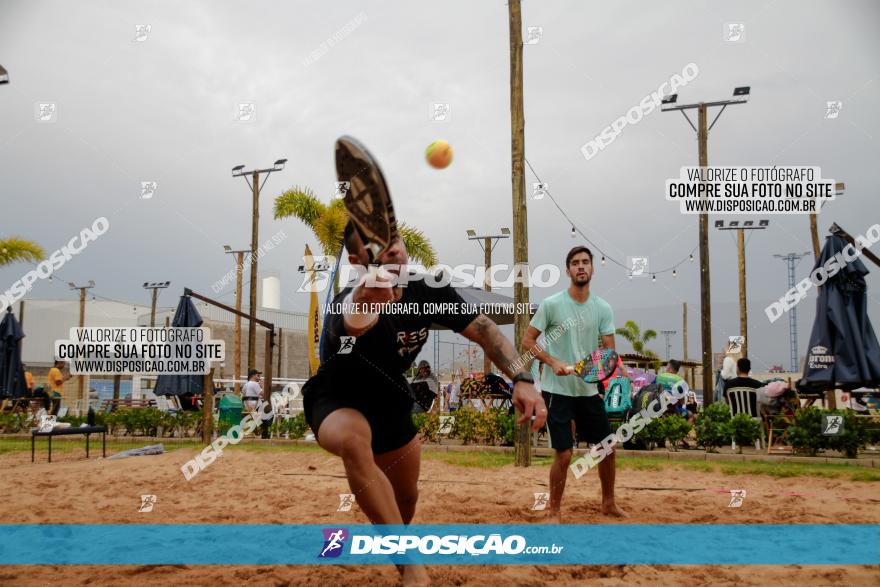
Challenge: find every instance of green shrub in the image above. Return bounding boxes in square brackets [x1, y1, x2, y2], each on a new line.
[662, 415, 693, 449]
[451, 407, 480, 445]
[497, 410, 516, 446]
[634, 417, 666, 450]
[411, 413, 428, 434]
[282, 413, 310, 439]
[786, 407, 825, 456]
[727, 413, 762, 453]
[695, 402, 732, 452]
[478, 408, 507, 445]
[416, 412, 441, 443]
[0, 413, 31, 433]
[824, 410, 866, 459]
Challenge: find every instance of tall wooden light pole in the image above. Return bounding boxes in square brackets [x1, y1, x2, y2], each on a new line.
[68, 280, 94, 404]
[714, 220, 769, 359]
[508, 0, 531, 466]
[224, 246, 250, 393]
[466, 228, 510, 375]
[142, 281, 170, 327]
[661, 86, 751, 405]
[232, 159, 287, 370]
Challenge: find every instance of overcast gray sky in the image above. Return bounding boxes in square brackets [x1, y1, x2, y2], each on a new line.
[1, 0, 878, 373]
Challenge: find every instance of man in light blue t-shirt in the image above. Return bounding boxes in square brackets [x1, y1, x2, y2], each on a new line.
[522, 245, 626, 519]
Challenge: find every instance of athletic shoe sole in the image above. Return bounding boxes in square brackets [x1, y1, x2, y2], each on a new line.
[335, 136, 399, 264]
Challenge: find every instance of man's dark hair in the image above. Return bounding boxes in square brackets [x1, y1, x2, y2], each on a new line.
[737, 358, 751, 373]
[565, 246, 593, 267]
[667, 359, 681, 373]
[343, 221, 358, 254]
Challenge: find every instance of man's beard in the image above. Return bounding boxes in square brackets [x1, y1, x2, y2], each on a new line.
[573, 274, 591, 286]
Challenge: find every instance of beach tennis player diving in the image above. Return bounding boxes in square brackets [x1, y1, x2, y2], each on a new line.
[522, 246, 626, 520]
[302, 136, 547, 586]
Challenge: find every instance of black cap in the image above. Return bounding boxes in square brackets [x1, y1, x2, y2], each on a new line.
[247, 368, 261, 377]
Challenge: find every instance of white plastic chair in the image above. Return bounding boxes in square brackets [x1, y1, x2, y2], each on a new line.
[726, 387, 764, 450]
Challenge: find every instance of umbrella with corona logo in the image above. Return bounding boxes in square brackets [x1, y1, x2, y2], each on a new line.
[799, 233, 880, 392]
[0, 307, 27, 399]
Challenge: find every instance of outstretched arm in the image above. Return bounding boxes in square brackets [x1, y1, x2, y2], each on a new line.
[459, 315, 546, 430]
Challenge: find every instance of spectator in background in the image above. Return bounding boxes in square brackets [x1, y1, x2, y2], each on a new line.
[657, 360, 693, 424]
[46, 360, 71, 415]
[715, 356, 737, 403]
[410, 360, 440, 413]
[242, 368, 270, 438]
[724, 358, 763, 392]
[443, 382, 454, 412]
[23, 365, 34, 395]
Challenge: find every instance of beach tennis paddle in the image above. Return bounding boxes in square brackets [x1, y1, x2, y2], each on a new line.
[335, 135, 399, 265]
[569, 348, 619, 383]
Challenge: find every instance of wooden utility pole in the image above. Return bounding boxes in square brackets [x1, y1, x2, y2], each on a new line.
[737, 228, 748, 358]
[235, 252, 244, 392]
[202, 368, 215, 444]
[509, 0, 531, 466]
[150, 289, 158, 326]
[143, 281, 170, 327]
[263, 330, 273, 401]
[809, 213, 821, 262]
[810, 182, 845, 262]
[69, 281, 94, 404]
[682, 302, 688, 361]
[249, 170, 260, 371]
[483, 237, 493, 376]
[697, 104, 714, 406]
[224, 248, 249, 393]
[663, 88, 750, 401]
[233, 160, 286, 372]
[17, 300, 24, 330]
[277, 327, 283, 378]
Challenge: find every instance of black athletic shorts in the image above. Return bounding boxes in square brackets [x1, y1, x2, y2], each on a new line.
[542, 391, 612, 451]
[303, 374, 417, 455]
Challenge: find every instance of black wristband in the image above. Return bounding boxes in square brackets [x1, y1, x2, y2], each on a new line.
[511, 372, 534, 385]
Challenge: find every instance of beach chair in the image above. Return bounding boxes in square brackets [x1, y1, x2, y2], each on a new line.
[726, 387, 764, 450]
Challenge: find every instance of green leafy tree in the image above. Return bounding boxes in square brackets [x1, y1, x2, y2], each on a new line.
[274, 187, 438, 293]
[0, 238, 44, 267]
[615, 320, 659, 360]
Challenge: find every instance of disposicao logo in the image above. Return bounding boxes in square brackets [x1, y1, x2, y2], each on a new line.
[319, 528, 348, 558]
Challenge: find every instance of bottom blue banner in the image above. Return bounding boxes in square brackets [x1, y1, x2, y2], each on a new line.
[0, 524, 876, 565]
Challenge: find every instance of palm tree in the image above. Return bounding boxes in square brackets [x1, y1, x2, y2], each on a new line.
[274, 186, 438, 293]
[0, 238, 44, 267]
[615, 320, 659, 359]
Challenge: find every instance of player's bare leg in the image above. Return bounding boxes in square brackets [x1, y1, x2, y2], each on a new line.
[549, 448, 572, 522]
[318, 408, 403, 523]
[598, 451, 627, 517]
[318, 409, 429, 586]
[375, 436, 429, 586]
[374, 435, 421, 524]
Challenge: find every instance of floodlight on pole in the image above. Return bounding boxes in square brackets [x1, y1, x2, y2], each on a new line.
[662, 85, 751, 404]
[231, 159, 287, 370]
[715, 218, 768, 358]
[466, 227, 511, 373]
[224, 244, 252, 394]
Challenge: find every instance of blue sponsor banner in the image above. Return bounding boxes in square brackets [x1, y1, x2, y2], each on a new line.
[0, 525, 876, 565]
